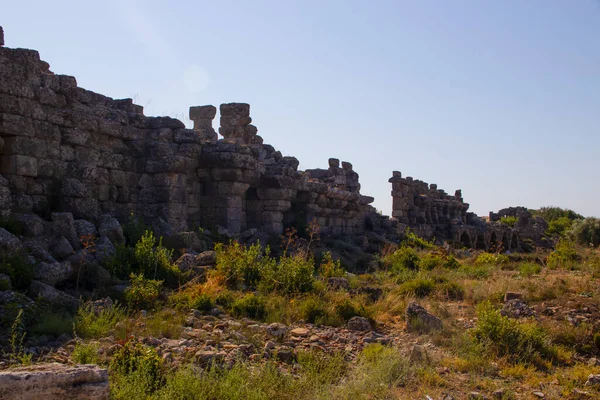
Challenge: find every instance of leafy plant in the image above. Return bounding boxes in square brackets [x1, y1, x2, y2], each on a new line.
[231, 293, 266, 320]
[385, 246, 420, 272]
[6, 309, 32, 365]
[124, 273, 163, 310]
[72, 342, 100, 364]
[500, 215, 518, 227]
[215, 241, 273, 289]
[319, 252, 345, 279]
[259, 252, 315, 294]
[110, 341, 164, 396]
[74, 301, 127, 339]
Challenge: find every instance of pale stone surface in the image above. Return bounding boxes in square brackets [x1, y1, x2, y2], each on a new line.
[0, 363, 109, 400]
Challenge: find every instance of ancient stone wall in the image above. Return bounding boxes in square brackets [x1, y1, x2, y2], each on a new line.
[0, 28, 379, 238]
[389, 171, 521, 251]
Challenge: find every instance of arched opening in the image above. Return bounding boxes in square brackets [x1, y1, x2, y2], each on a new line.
[489, 232, 499, 252]
[475, 234, 486, 250]
[501, 233, 510, 252]
[460, 232, 471, 248]
[244, 187, 261, 230]
[510, 232, 520, 251]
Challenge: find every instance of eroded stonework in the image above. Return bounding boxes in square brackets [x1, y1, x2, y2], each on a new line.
[0, 27, 545, 249]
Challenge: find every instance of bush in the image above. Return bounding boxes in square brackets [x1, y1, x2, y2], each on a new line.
[319, 252, 345, 279]
[334, 298, 369, 321]
[472, 301, 559, 366]
[533, 207, 583, 223]
[133, 231, 179, 284]
[500, 216, 518, 227]
[124, 273, 162, 310]
[438, 281, 465, 300]
[547, 239, 579, 269]
[419, 253, 459, 270]
[568, 218, 600, 247]
[260, 253, 315, 294]
[402, 229, 435, 249]
[475, 252, 509, 266]
[72, 342, 100, 364]
[0, 254, 34, 291]
[74, 302, 127, 339]
[215, 241, 273, 289]
[189, 293, 214, 313]
[231, 294, 266, 320]
[105, 244, 135, 280]
[546, 217, 574, 237]
[110, 341, 164, 396]
[123, 214, 152, 246]
[519, 262, 542, 277]
[298, 296, 330, 325]
[386, 247, 420, 272]
[32, 310, 74, 337]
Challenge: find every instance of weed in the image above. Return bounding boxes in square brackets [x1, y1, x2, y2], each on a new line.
[74, 301, 127, 339]
[72, 342, 100, 364]
[231, 293, 266, 320]
[125, 273, 163, 310]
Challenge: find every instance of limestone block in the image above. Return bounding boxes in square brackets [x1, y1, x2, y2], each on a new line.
[0, 114, 35, 137]
[262, 200, 291, 212]
[217, 181, 249, 195]
[0, 363, 109, 400]
[190, 105, 216, 120]
[211, 168, 243, 182]
[328, 158, 340, 168]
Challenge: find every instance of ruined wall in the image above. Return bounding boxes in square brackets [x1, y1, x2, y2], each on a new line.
[389, 171, 521, 251]
[0, 28, 379, 238]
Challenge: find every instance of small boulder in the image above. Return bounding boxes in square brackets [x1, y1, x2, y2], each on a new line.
[290, 327, 310, 337]
[33, 261, 74, 286]
[50, 236, 74, 259]
[175, 253, 197, 273]
[504, 292, 523, 302]
[0, 227, 22, 254]
[196, 250, 217, 266]
[29, 280, 79, 310]
[51, 213, 79, 249]
[347, 316, 371, 331]
[405, 302, 442, 333]
[94, 236, 116, 263]
[98, 215, 125, 245]
[266, 323, 287, 340]
[585, 374, 600, 386]
[74, 219, 97, 238]
[12, 213, 45, 237]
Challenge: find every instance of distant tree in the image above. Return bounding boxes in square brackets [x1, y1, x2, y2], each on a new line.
[532, 207, 583, 223]
[568, 218, 600, 247]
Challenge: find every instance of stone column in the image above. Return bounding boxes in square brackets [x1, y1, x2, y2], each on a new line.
[219, 103, 260, 144]
[0, 26, 4, 47]
[189, 105, 217, 144]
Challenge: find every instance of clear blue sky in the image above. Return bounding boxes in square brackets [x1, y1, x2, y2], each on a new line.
[3, 0, 599, 217]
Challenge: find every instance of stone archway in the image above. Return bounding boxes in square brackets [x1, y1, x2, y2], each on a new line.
[489, 232, 499, 252]
[475, 234, 486, 250]
[460, 231, 471, 248]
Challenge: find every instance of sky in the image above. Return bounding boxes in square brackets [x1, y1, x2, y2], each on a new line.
[2, 0, 599, 217]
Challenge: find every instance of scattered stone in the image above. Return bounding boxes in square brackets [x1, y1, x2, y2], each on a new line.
[327, 277, 349, 290]
[405, 302, 442, 333]
[585, 374, 600, 386]
[50, 236, 74, 259]
[29, 280, 79, 310]
[0, 228, 22, 255]
[74, 219, 97, 238]
[266, 323, 287, 340]
[33, 261, 73, 286]
[532, 391, 545, 398]
[94, 236, 116, 263]
[347, 316, 371, 332]
[290, 327, 310, 337]
[501, 299, 535, 319]
[196, 251, 217, 266]
[468, 392, 488, 400]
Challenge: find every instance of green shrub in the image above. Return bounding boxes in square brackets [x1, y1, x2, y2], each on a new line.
[500, 216, 518, 227]
[134, 231, 179, 284]
[437, 281, 465, 300]
[399, 278, 435, 298]
[215, 241, 273, 289]
[105, 244, 135, 280]
[74, 302, 127, 339]
[519, 262, 542, 277]
[189, 293, 214, 313]
[472, 301, 558, 366]
[419, 253, 459, 270]
[547, 239, 579, 269]
[319, 252, 345, 279]
[386, 246, 420, 272]
[231, 294, 266, 320]
[475, 252, 509, 266]
[0, 254, 34, 291]
[334, 298, 369, 321]
[32, 310, 74, 337]
[568, 218, 600, 247]
[298, 296, 329, 324]
[123, 214, 152, 246]
[124, 273, 162, 310]
[402, 229, 435, 249]
[110, 341, 164, 396]
[72, 342, 100, 364]
[546, 217, 573, 237]
[533, 207, 583, 223]
[260, 253, 315, 294]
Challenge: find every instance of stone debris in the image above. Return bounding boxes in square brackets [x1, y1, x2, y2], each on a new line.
[405, 302, 442, 333]
[501, 299, 535, 319]
[0, 363, 109, 400]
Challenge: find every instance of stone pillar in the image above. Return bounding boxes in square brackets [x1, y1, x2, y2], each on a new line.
[219, 103, 260, 144]
[189, 105, 217, 143]
[0, 26, 4, 47]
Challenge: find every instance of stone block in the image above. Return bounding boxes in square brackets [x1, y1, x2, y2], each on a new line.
[189, 105, 216, 120]
[0, 155, 37, 177]
[328, 158, 340, 168]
